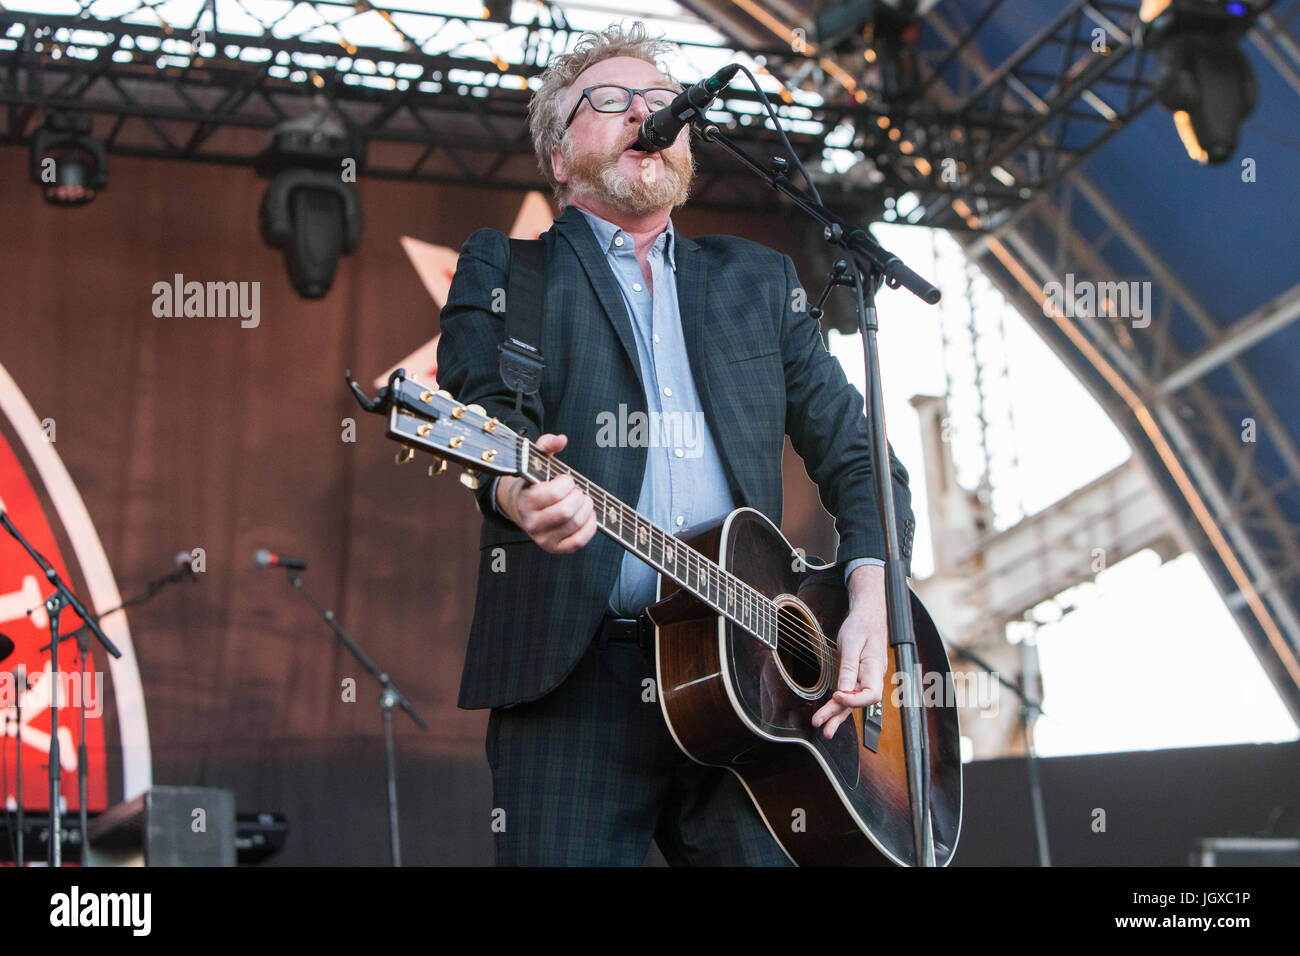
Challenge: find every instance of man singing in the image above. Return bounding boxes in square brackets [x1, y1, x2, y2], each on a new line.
[438, 21, 914, 865]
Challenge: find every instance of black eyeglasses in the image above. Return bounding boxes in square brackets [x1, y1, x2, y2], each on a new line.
[563, 85, 680, 129]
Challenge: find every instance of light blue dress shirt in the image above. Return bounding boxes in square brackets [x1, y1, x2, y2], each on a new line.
[495, 209, 882, 617]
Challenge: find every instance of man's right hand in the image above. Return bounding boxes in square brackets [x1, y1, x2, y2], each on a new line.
[495, 433, 598, 554]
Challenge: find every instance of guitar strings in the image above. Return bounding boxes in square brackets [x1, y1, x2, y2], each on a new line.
[529, 445, 836, 669]
[523, 441, 842, 672]
[527, 445, 839, 671]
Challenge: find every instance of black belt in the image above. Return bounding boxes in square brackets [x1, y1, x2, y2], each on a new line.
[597, 613, 654, 651]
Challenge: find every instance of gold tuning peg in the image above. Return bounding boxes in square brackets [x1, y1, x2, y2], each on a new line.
[435, 389, 453, 400]
[428, 460, 447, 477]
[395, 445, 415, 465]
[459, 469, 481, 490]
[465, 403, 486, 417]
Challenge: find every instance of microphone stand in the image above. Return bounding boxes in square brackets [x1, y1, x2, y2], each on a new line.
[0, 511, 121, 866]
[274, 566, 427, 866]
[691, 118, 943, 865]
[41, 559, 195, 864]
[51, 561, 196, 640]
[15, 663, 24, 866]
[949, 641, 1051, 865]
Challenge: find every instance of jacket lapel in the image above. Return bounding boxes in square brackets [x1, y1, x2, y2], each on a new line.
[674, 234, 747, 505]
[553, 206, 644, 394]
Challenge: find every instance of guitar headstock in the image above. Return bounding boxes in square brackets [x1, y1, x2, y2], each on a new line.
[360, 370, 524, 490]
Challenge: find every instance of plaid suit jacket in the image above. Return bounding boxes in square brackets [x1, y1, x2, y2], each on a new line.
[438, 205, 915, 710]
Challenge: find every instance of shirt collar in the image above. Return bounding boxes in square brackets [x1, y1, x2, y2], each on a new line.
[574, 207, 677, 273]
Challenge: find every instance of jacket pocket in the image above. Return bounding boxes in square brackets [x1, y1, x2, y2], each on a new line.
[729, 348, 780, 366]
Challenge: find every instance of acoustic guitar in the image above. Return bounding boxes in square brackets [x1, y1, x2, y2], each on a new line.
[352, 370, 962, 866]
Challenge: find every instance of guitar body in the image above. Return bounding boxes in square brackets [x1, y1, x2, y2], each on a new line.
[651, 507, 963, 866]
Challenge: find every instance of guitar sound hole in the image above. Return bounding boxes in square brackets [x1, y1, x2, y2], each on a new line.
[774, 599, 828, 699]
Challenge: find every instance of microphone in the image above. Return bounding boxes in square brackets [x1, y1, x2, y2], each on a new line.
[634, 63, 741, 153]
[174, 551, 197, 574]
[255, 549, 308, 571]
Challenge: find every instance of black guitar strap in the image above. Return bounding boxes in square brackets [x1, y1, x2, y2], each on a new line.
[498, 238, 546, 428]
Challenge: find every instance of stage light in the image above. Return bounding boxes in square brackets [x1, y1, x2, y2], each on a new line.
[29, 112, 108, 207]
[814, 1, 925, 103]
[872, 2, 924, 103]
[814, 0, 875, 52]
[482, 0, 512, 23]
[256, 104, 364, 300]
[1144, 0, 1258, 164]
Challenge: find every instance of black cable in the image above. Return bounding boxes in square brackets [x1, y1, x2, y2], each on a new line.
[729, 64, 824, 207]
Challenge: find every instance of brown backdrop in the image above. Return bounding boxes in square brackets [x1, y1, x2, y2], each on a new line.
[0, 146, 839, 864]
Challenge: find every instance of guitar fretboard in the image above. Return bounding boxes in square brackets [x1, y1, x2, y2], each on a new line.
[519, 438, 778, 648]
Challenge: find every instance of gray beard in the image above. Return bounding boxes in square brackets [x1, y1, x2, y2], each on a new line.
[564, 142, 693, 216]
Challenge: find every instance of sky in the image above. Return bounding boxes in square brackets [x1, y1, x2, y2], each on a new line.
[827, 222, 1299, 758]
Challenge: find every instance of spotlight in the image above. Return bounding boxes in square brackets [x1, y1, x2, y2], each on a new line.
[29, 112, 108, 206]
[814, 1, 925, 103]
[481, 0, 513, 22]
[256, 104, 365, 300]
[872, 2, 924, 103]
[1143, 0, 1258, 164]
[814, 0, 877, 52]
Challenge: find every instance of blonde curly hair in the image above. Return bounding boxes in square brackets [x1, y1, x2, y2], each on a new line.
[528, 22, 680, 205]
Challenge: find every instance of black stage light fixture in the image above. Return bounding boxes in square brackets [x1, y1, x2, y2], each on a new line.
[482, 0, 513, 23]
[29, 112, 108, 206]
[873, 2, 923, 103]
[814, 0, 924, 103]
[256, 105, 365, 300]
[815, 0, 877, 52]
[1142, 0, 1258, 164]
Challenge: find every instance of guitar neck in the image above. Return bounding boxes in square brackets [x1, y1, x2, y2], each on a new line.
[519, 438, 778, 649]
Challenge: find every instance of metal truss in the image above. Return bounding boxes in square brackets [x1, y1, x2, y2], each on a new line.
[685, 0, 1168, 229]
[0, 0, 1189, 225]
[891, 0, 1300, 719]
[963, 172, 1300, 721]
[904, 0, 1160, 231]
[0, 2, 792, 209]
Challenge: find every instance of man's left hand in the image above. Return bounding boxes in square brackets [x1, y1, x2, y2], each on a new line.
[811, 563, 889, 740]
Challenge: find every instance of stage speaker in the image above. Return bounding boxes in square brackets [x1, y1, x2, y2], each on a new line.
[86, 786, 236, 867]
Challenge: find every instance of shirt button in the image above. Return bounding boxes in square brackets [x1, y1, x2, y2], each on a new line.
[663, 386, 672, 397]
[614, 236, 625, 247]
[633, 283, 643, 292]
[676, 516, 685, 526]
[653, 333, 660, 344]
[675, 448, 684, 458]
